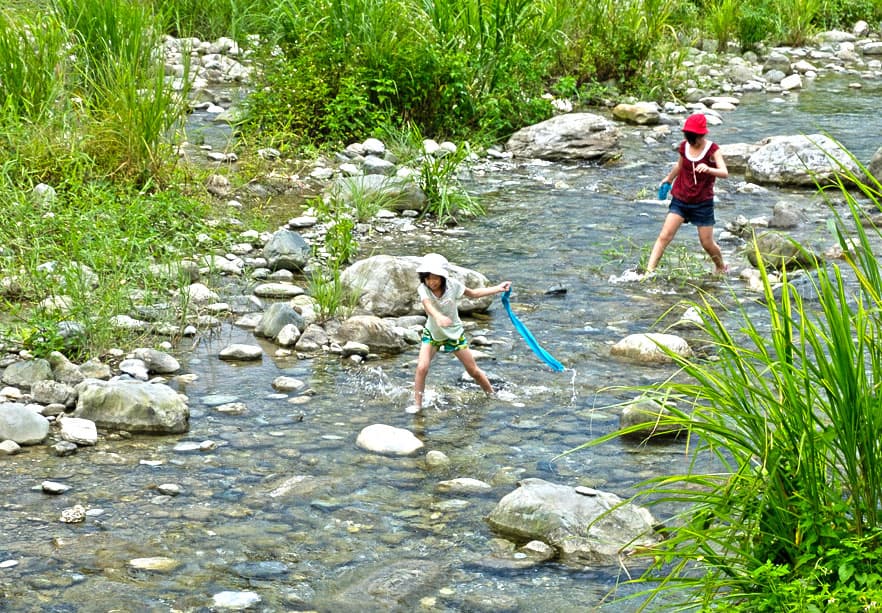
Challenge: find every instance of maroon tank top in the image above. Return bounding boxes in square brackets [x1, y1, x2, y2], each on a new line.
[672, 140, 719, 203]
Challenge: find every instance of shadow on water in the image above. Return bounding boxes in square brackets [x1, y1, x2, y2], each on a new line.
[2, 73, 880, 611]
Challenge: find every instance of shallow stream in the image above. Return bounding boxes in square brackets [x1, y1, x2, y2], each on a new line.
[2, 74, 881, 612]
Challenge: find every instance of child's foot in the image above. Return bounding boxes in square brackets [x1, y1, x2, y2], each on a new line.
[405, 404, 422, 414]
[713, 265, 730, 277]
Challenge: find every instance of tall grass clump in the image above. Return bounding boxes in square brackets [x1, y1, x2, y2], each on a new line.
[575, 166, 882, 610]
[156, 0, 274, 41]
[52, 0, 190, 184]
[0, 10, 67, 125]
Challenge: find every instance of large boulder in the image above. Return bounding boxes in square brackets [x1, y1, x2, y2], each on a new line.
[73, 379, 189, 434]
[505, 113, 621, 161]
[746, 134, 861, 186]
[486, 478, 660, 567]
[340, 255, 493, 317]
[0, 402, 50, 445]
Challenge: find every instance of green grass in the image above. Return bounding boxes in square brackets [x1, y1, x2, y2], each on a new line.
[567, 161, 882, 610]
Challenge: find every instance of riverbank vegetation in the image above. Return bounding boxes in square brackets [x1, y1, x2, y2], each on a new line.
[575, 168, 882, 610]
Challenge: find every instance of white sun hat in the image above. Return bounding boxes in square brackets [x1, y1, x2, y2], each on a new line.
[416, 253, 449, 279]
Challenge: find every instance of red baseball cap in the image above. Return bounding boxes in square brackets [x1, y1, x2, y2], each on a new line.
[683, 113, 708, 134]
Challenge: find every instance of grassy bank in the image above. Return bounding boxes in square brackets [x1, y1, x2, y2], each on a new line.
[571, 167, 882, 610]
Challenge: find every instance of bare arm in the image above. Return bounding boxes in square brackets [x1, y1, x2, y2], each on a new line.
[421, 297, 453, 328]
[696, 149, 728, 178]
[662, 158, 682, 185]
[464, 281, 511, 299]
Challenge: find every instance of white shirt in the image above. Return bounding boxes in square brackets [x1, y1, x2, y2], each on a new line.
[418, 278, 465, 340]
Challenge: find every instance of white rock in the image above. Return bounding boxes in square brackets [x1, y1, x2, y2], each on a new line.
[59, 417, 98, 446]
[356, 424, 424, 456]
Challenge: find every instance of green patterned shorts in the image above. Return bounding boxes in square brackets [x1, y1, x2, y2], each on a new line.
[421, 328, 468, 353]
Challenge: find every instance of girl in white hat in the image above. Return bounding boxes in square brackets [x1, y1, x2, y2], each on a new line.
[410, 253, 511, 413]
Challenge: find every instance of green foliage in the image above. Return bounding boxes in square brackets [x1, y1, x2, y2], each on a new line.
[815, 0, 876, 28]
[155, 0, 274, 40]
[52, 0, 190, 184]
[0, 11, 67, 124]
[777, 0, 822, 45]
[705, 0, 740, 50]
[0, 176, 219, 359]
[571, 161, 882, 610]
[737, 0, 776, 49]
[552, 0, 680, 94]
[307, 264, 358, 323]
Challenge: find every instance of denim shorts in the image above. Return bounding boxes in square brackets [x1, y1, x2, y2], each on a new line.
[669, 197, 716, 227]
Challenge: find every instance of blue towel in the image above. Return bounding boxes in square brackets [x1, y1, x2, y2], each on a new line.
[658, 181, 671, 200]
[501, 288, 565, 372]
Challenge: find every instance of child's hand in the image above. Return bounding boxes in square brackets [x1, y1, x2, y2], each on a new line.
[498, 281, 511, 293]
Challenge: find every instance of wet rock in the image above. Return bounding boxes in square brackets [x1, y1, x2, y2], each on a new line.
[73, 379, 189, 434]
[506, 113, 621, 161]
[131, 348, 181, 374]
[746, 134, 861, 186]
[486, 478, 660, 567]
[60, 504, 86, 523]
[746, 230, 819, 271]
[334, 316, 409, 355]
[263, 229, 309, 272]
[51, 440, 78, 456]
[59, 416, 98, 446]
[211, 591, 261, 610]
[0, 402, 50, 444]
[129, 557, 181, 573]
[255, 303, 305, 340]
[356, 424, 424, 456]
[0, 440, 21, 455]
[619, 400, 684, 440]
[610, 333, 692, 363]
[2, 358, 52, 390]
[218, 344, 263, 361]
[435, 478, 493, 494]
[325, 559, 443, 611]
[424, 450, 450, 468]
[42, 480, 71, 494]
[31, 380, 77, 408]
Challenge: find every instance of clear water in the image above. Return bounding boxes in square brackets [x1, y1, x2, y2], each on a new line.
[2, 73, 880, 611]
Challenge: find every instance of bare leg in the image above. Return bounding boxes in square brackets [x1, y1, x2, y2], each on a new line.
[697, 226, 726, 274]
[647, 213, 685, 272]
[455, 348, 494, 395]
[413, 342, 437, 408]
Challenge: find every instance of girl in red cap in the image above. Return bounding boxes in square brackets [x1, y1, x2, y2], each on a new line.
[647, 112, 729, 275]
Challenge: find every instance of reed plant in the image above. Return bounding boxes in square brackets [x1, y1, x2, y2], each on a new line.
[0, 10, 67, 125]
[307, 263, 358, 323]
[575, 166, 882, 609]
[52, 0, 190, 184]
